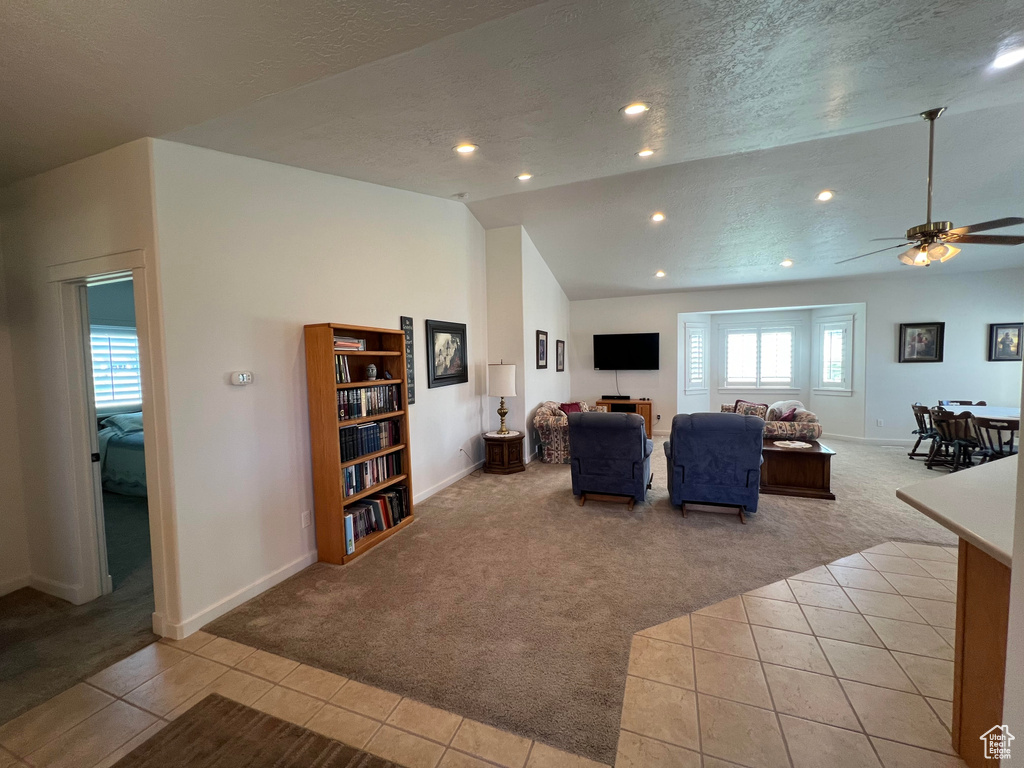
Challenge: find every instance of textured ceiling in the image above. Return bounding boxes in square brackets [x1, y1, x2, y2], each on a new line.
[469, 103, 1024, 299]
[167, 0, 1024, 202]
[0, 0, 547, 183]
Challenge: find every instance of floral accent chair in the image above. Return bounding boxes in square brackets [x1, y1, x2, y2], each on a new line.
[534, 400, 594, 463]
[720, 399, 823, 441]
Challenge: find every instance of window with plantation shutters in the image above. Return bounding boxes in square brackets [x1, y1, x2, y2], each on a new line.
[684, 323, 708, 393]
[90, 326, 142, 406]
[815, 315, 853, 394]
[722, 325, 796, 389]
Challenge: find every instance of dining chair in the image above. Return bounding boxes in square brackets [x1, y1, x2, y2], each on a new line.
[973, 417, 1019, 463]
[928, 408, 978, 471]
[909, 403, 937, 460]
[938, 400, 987, 407]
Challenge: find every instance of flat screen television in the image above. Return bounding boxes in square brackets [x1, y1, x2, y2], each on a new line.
[593, 333, 660, 370]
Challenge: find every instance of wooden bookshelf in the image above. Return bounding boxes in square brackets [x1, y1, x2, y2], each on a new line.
[304, 323, 414, 564]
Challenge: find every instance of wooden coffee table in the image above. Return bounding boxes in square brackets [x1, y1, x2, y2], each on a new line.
[760, 439, 836, 500]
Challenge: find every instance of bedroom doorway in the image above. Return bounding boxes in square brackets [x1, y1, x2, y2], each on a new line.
[83, 275, 151, 596]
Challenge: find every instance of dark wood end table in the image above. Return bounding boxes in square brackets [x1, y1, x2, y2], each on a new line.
[483, 431, 526, 474]
[760, 439, 836, 500]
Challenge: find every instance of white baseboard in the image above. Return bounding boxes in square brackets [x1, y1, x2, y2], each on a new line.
[0, 574, 30, 598]
[164, 550, 318, 639]
[822, 432, 916, 447]
[413, 460, 484, 504]
[29, 574, 88, 604]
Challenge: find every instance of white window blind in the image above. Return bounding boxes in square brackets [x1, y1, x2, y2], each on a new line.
[684, 324, 708, 393]
[90, 326, 142, 406]
[723, 326, 795, 389]
[815, 315, 853, 393]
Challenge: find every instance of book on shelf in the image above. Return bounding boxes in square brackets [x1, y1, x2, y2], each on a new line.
[343, 485, 411, 548]
[336, 384, 401, 420]
[338, 419, 400, 462]
[333, 336, 366, 351]
[335, 355, 352, 383]
[342, 452, 402, 497]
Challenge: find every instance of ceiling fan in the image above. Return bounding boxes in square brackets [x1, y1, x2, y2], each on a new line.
[838, 107, 1024, 267]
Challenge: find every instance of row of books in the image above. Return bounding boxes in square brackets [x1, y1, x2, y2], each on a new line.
[339, 420, 400, 462]
[333, 336, 365, 351]
[343, 453, 402, 497]
[335, 355, 353, 383]
[344, 485, 411, 554]
[337, 385, 400, 421]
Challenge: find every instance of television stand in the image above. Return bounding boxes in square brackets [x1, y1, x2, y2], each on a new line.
[596, 398, 653, 439]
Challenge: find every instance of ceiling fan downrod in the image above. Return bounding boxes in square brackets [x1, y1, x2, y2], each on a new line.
[921, 107, 945, 227]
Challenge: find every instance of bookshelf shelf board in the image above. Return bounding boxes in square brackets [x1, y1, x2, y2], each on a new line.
[342, 473, 409, 506]
[339, 443, 406, 470]
[342, 516, 415, 564]
[334, 350, 403, 357]
[338, 410, 404, 427]
[336, 379, 404, 390]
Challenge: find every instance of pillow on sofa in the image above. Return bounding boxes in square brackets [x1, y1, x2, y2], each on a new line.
[560, 402, 582, 414]
[777, 407, 798, 422]
[734, 399, 769, 419]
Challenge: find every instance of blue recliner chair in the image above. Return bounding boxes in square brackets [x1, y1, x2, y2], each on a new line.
[568, 412, 653, 510]
[664, 412, 765, 523]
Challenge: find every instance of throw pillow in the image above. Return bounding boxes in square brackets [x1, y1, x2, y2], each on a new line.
[560, 402, 582, 414]
[778, 407, 798, 422]
[734, 399, 769, 419]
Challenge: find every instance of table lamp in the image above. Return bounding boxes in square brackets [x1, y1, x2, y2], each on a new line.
[487, 363, 517, 435]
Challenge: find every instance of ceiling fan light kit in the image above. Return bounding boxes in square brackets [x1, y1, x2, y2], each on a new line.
[838, 107, 1024, 267]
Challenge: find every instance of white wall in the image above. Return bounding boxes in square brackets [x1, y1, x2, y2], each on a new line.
[0, 140, 170, 608]
[485, 227, 527, 436]
[0, 252, 30, 596]
[87, 280, 137, 327]
[521, 229, 570, 457]
[151, 140, 489, 630]
[570, 268, 1024, 441]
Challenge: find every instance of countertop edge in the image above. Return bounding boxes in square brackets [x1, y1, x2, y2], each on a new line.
[896, 488, 1012, 567]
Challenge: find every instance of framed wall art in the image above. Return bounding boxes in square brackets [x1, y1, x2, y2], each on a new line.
[426, 320, 468, 387]
[898, 322, 944, 363]
[556, 339, 565, 372]
[536, 330, 548, 369]
[989, 323, 1022, 362]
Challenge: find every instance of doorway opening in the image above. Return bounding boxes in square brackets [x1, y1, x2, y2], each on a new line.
[85, 276, 152, 594]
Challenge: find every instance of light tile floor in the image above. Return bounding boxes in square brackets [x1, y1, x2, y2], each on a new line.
[0, 540, 967, 768]
[616, 540, 968, 768]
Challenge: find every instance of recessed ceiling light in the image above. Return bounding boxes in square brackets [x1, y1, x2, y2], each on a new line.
[516, 173, 533, 181]
[816, 190, 834, 201]
[453, 143, 478, 154]
[654, 270, 666, 278]
[993, 47, 1024, 69]
[621, 102, 650, 115]
[651, 212, 666, 222]
[780, 259, 794, 267]
[637, 149, 655, 157]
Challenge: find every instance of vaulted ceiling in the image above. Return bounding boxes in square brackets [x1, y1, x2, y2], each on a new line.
[3, 0, 1023, 297]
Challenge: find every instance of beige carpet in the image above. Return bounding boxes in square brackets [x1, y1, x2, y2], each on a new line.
[207, 438, 955, 764]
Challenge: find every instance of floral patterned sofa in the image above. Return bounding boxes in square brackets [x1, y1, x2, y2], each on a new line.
[533, 400, 594, 463]
[720, 399, 823, 441]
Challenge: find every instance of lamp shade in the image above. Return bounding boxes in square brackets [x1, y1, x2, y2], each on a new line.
[487, 363, 516, 397]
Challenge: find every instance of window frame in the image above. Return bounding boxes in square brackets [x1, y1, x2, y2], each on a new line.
[718, 321, 800, 393]
[89, 324, 143, 411]
[813, 314, 854, 396]
[683, 322, 709, 394]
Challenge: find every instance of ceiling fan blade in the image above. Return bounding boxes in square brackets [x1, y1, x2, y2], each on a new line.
[948, 234, 1024, 246]
[870, 237, 907, 242]
[836, 243, 911, 264]
[947, 217, 1024, 235]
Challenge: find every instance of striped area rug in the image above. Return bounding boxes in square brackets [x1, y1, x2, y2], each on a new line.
[112, 694, 396, 767]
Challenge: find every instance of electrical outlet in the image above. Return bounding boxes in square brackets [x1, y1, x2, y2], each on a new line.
[876, 419, 884, 427]
[301, 510, 312, 528]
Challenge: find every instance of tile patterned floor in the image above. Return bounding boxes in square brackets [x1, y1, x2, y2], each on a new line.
[616, 541, 968, 768]
[0, 541, 967, 768]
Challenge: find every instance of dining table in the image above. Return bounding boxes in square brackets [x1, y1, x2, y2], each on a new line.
[961, 405, 1020, 419]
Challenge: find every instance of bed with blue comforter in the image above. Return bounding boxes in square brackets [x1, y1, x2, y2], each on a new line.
[98, 412, 147, 497]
